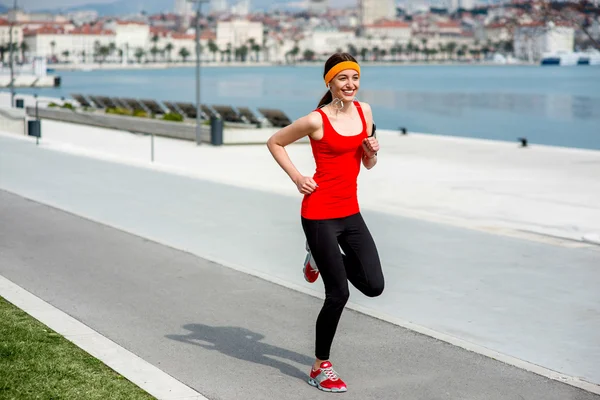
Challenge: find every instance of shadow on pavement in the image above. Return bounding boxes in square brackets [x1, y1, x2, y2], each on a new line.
[166, 324, 314, 381]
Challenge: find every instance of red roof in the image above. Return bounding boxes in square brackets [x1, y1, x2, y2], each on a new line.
[486, 22, 507, 29]
[115, 19, 147, 26]
[367, 19, 411, 28]
[201, 31, 216, 40]
[519, 22, 545, 28]
[437, 21, 461, 28]
[71, 25, 114, 35]
[24, 26, 65, 35]
[171, 33, 195, 39]
[150, 26, 171, 36]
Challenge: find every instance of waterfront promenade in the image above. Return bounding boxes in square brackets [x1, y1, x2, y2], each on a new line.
[0, 121, 599, 398]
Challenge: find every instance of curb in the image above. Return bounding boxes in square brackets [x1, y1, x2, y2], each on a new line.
[0, 274, 208, 400]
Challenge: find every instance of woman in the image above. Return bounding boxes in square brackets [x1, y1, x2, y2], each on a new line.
[267, 53, 385, 393]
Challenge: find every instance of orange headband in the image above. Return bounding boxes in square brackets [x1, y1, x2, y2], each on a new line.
[324, 61, 361, 87]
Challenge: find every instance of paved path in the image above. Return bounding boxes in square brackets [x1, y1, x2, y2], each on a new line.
[1, 134, 599, 392]
[1, 190, 598, 400]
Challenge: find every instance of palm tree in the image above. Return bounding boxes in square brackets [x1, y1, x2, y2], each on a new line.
[165, 43, 174, 62]
[240, 44, 249, 62]
[438, 43, 446, 61]
[347, 44, 358, 58]
[371, 46, 379, 61]
[93, 40, 101, 62]
[19, 41, 28, 63]
[50, 40, 56, 59]
[98, 46, 110, 64]
[226, 43, 232, 62]
[208, 40, 218, 62]
[395, 44, 403, 61]
[303, 49, 315, 61]
[62, 50, 70, 63]
[406, 41, 414, 61]
[289, 45, 300, 64]
[150, 45, 159, 62]
[457, 44, 468, 60]
[178, 47, 190, 62]
[108, 42, 116, 62]
[248, 38, 261, 62]
[135, 47, 145, 63]
[446, 41, 457, 61]
[360, 47, 368, 62]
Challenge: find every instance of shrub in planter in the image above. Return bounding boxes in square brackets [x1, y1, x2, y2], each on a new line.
[162, 112, 184, 122]
[132, 109, 148, 118]
[61, 102, 74, 110]
[105, 107, 131, 116]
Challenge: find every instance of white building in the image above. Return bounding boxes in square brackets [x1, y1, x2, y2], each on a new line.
[514, 22, 574, 62]
[0, 18, 24, 51]
[364, 20, 412, 43]
[484, 22, 511, 43]
[216, 19, 263, 52]
[103, 20, 150, 63]
[360, 0, 396, 26]
[23, 25, 115, 63]
[299, 27, 356, 56]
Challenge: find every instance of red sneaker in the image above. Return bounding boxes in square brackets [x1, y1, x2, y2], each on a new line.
[303, 242, 319, 283]
[308, 361, 347, 393]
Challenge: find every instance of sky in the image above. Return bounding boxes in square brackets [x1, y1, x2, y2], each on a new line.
[1, 0, 357, 12]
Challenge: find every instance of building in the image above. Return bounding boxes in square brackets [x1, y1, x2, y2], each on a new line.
[299, 27, 356, 56]
[0, 18, 24, 53]
[514, 22, 574, 62]
[484, 22, 511, 43]
[363, 20, 412, 43]
[23, 25, 115, 63]
[216, 19, 263, 53]
[103, 20, 150, 63]
[360, 0, 396, 26]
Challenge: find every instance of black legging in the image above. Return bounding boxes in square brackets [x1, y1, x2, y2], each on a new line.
[301, 212, 385, 361]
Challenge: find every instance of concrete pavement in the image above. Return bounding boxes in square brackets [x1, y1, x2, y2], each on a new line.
[0, 133, 599, 394]
[1, 189, 598, 400]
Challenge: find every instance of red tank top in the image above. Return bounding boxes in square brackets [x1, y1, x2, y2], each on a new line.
[301, 101, 368, 220]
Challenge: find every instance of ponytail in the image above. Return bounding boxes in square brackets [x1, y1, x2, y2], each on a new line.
[317, 91, 332, 108]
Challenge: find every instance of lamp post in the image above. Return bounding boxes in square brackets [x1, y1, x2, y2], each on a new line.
[188, 0, 210, 145]
[9, 0, 18, 108]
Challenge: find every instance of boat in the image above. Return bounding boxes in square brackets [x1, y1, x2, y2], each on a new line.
[541, 50, 600, 66]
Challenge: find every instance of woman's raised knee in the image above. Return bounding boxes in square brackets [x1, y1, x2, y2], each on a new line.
[365, 280, 384, 298]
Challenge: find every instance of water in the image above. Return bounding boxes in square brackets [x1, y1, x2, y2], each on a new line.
[6, 65, 600, 150]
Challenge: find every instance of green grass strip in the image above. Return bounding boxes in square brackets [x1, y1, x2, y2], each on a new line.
[0, 296, 156, 400]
